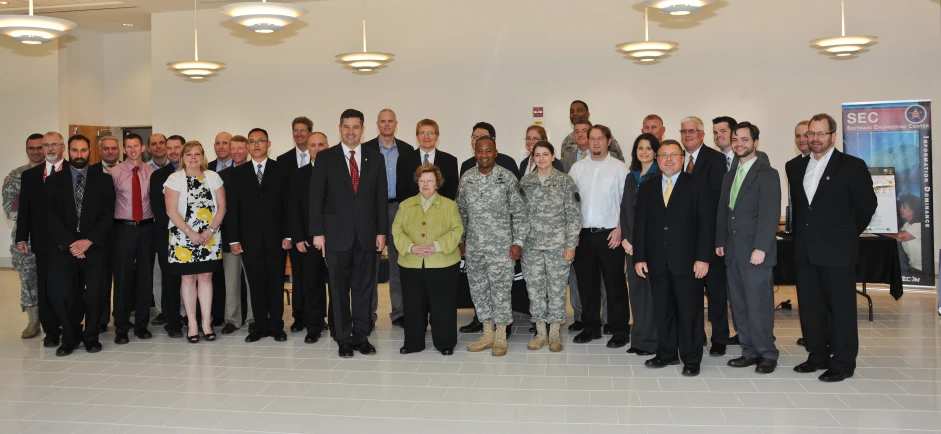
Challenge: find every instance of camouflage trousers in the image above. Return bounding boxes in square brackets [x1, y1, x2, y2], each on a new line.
[11, 249, 38, 311]
[465, 252, 514, 325]
[522, 249, 570, 324]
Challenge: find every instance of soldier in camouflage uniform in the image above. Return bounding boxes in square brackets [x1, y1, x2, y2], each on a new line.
[457, 137, 529, 357]
[3, 133, 46, 339]
[560, 101, 624, 164]
[519, 141, 582, 352]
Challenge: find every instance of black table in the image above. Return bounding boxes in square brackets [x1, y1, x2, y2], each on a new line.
[773, 233, 904, 321]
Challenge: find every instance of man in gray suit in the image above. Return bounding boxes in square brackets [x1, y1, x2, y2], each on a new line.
[715, 121, 781, 374]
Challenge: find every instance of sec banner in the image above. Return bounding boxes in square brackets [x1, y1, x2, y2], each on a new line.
[842, 100, 935, 288]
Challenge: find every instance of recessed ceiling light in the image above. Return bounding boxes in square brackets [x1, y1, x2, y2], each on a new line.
[122, 23, 133, 27]
[0, 2, 8, 5]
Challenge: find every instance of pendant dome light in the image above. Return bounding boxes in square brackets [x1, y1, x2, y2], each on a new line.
[168, 0, 225, 80]
[616, 7, 678, 64]
[810, 0, 877, 59]
[643, 0, 714, 16]
[220, 0, 307, 34]
[335, 18, 394, 73]
[0, 0, 76, 45]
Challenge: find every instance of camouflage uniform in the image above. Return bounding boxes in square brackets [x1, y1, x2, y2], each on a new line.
[519, 169, 582, 324]
[561, 132, 625, 162]
[457, 165, 529, 325]
[3, 164, 38, 312]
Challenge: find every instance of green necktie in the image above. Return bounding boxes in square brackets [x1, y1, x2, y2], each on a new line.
[729, 164, 746, 210]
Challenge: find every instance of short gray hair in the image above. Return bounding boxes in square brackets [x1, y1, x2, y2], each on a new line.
[679, 116, 704, 129]
[98, 135, 119, 148]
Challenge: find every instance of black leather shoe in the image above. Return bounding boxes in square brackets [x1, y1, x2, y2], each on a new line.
[796, 337, 805, 346]
[221, 323, 238, 335]
[98, 324, 108, 333]
[151, 313, 167, 325]
[729, 334, 740, 345]
[818, 368, 851, 382]
[338, 343, 354, 358]
[272, 331, 288, 342]
[56, 343, 74, 356]
[755, 358, 777, 374]
[43, 335, 60, 348]
[391, 317, 405, 328]
[709, 343, 727, 356]
[645, 357, 680, 368]
[606, 335, 629, 348]
[245, 331, 269, 343]
[627, 347, 654, 356]
[459, 317, 483, 333]
[682, 364, 701, 377]
[135, 329, 153, 340]
[164, 326, 183, 338]
[727, 356, 760, 368]
[304, 333, 319, 344]
[793, 360, 829, 373]
[354, 341, 377, 355]
[603, 324, 612, 335]
[440, 348, 453, 356]
[248, 322, 257, 334]
[573, 330, 602, 343]
[114, 333, 129, 345]
[399, 347, 415, 354]
[84, 340, 102, 353]
[290, 320, 305, 332]
[568, 321, 584, 331]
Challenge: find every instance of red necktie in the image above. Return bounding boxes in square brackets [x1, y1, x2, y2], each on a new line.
[132, 166, 143, 222]
[349, 150, 360, 194]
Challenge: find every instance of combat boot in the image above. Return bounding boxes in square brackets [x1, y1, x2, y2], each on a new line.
[492, 323, 508, 356]
[21, 307, 40, 339]
[467, 320, 494, 352]
[548, 323, 563, 352]
[527, 321, 547, 350]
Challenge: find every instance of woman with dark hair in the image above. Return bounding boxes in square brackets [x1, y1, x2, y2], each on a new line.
[519, 125, 564, 175]
[620, 133, 661, 356]
[888, 193, 923, 272]
[519, 141, 582, 351]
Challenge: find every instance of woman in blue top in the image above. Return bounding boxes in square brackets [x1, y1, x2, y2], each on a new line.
[620, 133, 660, 356]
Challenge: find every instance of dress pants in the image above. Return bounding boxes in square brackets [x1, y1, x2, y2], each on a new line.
[372, 201, 404, 322]
[111, 223, 154, 334]
[573, 229, 629, 338]
[400, 263, 458, 352]
[35, 252, 62, 337]
[222, 251, 253, 326]
[211, 269, 226, 321]
[298, 249, 328, 333]
[242, 248, 287, 334]
[650, 270, 704, 365]
[326, 242, 374, 345]
[795, 263, 857, 375]
[152, 260, 163, 314]
[156, 235, 183, 332]
[568, 264, 608, 323]
[99, 259, 111, 326]
[47, 252, 105, 346]
[727, 257, 778, 360]
[625, 253, 657, 353]
[288, 247, 305, 323]
[704, 254, 730, 345]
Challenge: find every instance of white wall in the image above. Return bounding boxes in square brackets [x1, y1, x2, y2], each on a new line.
[61, 28, 105, 128]
[104, 31, 151, 127]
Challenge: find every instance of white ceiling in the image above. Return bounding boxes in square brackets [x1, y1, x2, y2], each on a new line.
[0, 0, 311, 33]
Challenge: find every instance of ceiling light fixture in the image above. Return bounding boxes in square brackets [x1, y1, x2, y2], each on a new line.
[122, 23, 134, 27]
[810, 0, 877, 59]
[220, 0, 307, 34]
[642, 0, 714, 16]
[0, 0, 76, 45]
[168, 0, 224, 80]
[335, 18, 394, 73]
[616, 7, 678, 64]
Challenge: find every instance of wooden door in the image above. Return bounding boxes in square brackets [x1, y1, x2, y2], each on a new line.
[68, 125, 112, 166]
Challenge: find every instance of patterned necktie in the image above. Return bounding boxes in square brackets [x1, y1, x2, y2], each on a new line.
[75, 173, 85, 231]
[300, 153, 307, 167]
[726, 156, 732, 171]
[256, 163, 263, 185]
[349, 150, 360, 194]
[685, 156, 695, 174]
[663, 177, 673, 206]
[132, 166, 143, 222]
[581, 150, 588, 161]
[423, 153, 429, 165]
[729, 164, 747, 210]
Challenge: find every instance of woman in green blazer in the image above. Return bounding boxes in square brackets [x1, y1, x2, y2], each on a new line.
[392, 163, 464, 355]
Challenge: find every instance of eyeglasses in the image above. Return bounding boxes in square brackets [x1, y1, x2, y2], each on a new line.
[588, 137, 608, 143]
[524, 136, 541, 142]
[418, 180, 437, 185]
[248, 139, 268, 145]
[42, 142, 61, 147]
[679, 129, 703, 135]
[806, 131, 834, 138]
[417, 132, 437, 137]
[293, 129, 309, 134]
[471, 135, 491, 141]
[658, 153, 683, 159]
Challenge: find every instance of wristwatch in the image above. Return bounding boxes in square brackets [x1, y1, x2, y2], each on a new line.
[208, 226, 218, 234]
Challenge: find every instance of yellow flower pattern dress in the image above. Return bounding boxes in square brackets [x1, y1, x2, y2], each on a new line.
[167, 175, 223, 275]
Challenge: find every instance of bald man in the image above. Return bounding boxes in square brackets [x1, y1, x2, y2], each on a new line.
[209, 132, 234, 172]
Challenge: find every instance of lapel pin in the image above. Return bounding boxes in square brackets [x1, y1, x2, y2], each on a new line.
[826, 176, 830, 180]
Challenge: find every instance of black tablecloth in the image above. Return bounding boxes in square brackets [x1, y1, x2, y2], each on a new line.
[773, 233, 904, 300]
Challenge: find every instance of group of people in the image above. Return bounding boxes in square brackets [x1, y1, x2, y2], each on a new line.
[7, 100, 877, 382]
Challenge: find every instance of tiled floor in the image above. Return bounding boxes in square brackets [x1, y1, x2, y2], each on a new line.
[1, 269, 940, 433]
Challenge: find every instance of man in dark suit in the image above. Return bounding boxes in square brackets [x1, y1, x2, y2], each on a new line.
[786, 120, 812, 347]
[790, 113, 876, 382]
[208, 132, 234, 172]
[397, 119, 457, 200]
[715, 122, 781, 374]
[634, 140, 714, 377]
[679, 116, 729, 356]
[150, 135, 184, 338]
[277, 116, 316, 332]
[202, 131, 233, 327]
[228, 128, 292, 343]
[459, 122, 521, 180]
[310, 109, 388, 358]
[16, 131, 67, 347]
[45, 135, 115, 356]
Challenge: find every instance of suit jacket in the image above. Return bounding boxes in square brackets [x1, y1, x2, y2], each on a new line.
[16, 163, 65, 254]
[460, 154, 521, 180]
[397, 148, 459, 201]
[362, 137, 415, 157]
[788, 149, 877, 267]
[309, 144, 389, 251]
[276, 147, 314, 171]
[207, 159, 232, 172]
[715, 156, 781, 268]
[45, 167, 115, 263]
[519, 156, 564, 176]
[619, 166, 660, 245]
[689, 144, 726, 207]
[633, 172, 715, 277]
[216, 166, 239, 253]
[149, 164, 176, 250]
[288, 164, 313, 243]
[729, 150, 770, 173]
[226, 158, 291, 255]
[392, 194, 463, 268]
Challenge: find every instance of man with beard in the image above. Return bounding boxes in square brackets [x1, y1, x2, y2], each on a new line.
[560, 100, 624, 163]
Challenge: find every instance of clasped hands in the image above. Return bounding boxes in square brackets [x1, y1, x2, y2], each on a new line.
[69, 239, 92, 259]
[715, 247, 765, 265]
[634, 260, 710, 279]
[410, 244, 436, 257]
[185, 227, 214, 247]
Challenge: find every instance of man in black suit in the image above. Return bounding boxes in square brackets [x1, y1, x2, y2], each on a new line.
[150, 135, 184, 338]
[634, 139, 714, 377]
[228, 128, 292, 342]
[310, 109, 388, 358]
[786, 120, 812, 347]
[398, 119, 458, 201]
[790, 113, 876, 382]
[202, 131, 234, 327]
[276, 116, 316, 332]
[459, 122, 521, 180]
[208, 132, 234, 172]
[679, 116, 729, 356]
[45, 135, 115, 356]
[16, 131, 67, 347]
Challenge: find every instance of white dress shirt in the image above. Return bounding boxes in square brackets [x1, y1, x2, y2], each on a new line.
[252, 157, 269, 178]
[803, 147, 834, 203]
[569, 154, 628, 229]
[723, 149, 735, 172]
[662, 171, 681, 195]
[342, 143, 362, 174]
[45, 160, 64, 178]
[295, 147, 311, 167]
[684, 144, 703, 170]
[420, 148, 436, 165]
